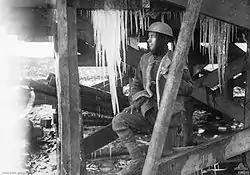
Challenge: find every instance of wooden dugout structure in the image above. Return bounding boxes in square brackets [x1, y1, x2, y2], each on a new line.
[5, 0, 250, 174]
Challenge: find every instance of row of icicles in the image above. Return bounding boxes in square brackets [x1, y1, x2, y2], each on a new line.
[89, 10, 237, 114]
[199, 15, 237, 92]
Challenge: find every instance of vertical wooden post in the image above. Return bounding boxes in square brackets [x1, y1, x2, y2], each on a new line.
[224, 78, 234, 100]
[244, 31, 250, 170]
[142, 0, 203, 174]
[183, 99, 195, 146]
[55, 0, 82, 174]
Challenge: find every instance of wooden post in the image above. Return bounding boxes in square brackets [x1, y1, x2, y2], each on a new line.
[142, 0, 203, 174]
[183, 99, 195, 146]
[224, 78, 234, 100]
[55, 0, 82, 174]
[244, 31, 250, 170]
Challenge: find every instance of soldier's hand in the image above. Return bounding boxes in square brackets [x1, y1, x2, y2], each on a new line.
[123, 104, 138, 114]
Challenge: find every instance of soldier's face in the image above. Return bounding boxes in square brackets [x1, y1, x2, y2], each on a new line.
[147, 32, 158, 52]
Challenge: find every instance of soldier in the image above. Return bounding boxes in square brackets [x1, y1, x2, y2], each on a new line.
[112, 22, 194, 175]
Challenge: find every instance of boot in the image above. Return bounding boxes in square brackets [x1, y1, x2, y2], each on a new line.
[118, 137, 146, 175]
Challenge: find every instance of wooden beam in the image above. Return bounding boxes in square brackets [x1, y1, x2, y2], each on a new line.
[191, 87, 249, 123]
[20, 78, 129, 116]
[142, 0, 203, 174]
[158, 127, 250, 174]
[79, 0, 141, 10]
[234, 73, 246, 88]
[5, 0, 55, 8]
[83, 124, 118, 156]
[161, 0, 250, 29]
[56, 0, 81, 174]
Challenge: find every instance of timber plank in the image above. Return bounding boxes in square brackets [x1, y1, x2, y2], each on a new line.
[191, 87, 250, 123]
[83, 124, 118, 156]
[79, 0, 141, 10]
[158, 127, 250, 174]
[161, 0, 250, 29]
[20, 78, 129, 116]
[5, 0, 55, 8]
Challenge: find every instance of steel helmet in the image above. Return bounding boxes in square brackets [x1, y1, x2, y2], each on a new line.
[147, 22, 173, 38]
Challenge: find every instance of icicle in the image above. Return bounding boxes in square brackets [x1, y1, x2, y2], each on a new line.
[199, 16, 202, 53]
[226, 23, 231, 60]
[130, 10, 133, 35]
[173, 12, 177, 20]
[166, 11, 171, 21]
[203, 17, 208, 55]
[208, 18, 215, 66]
[161, 13, 165, 22]
[94, 150, 97, 159]
[179, 12, 183, 24]
[139, 10, 144, 35]
[91, 10, 128, 114]
[201, 17, 205, 55]
[134, 11, 139, 34]
[235, 25, 238, 40]
[221, 22, 227, 86]
[217, 21, 222, 93]
[109, 145, 112, 157]
[143, 9, 147, 32]
[99, 149, 102, 157]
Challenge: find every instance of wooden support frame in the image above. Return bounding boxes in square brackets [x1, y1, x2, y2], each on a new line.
[192, 87, 250, 123]
[83, 124, 118, 156]
[161, 0, 250, 29]
[55, 0, 82, 174]
[158, 127, 250, 174]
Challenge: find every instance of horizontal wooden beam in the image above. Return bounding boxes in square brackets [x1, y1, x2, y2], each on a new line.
[191, 87, 250, 123]
[161, 0, 250, 29]
[20, 78, 129, 116]
[6, 0, 141, 9]
[158, 127, 250, 174]
[77, 0, 141, 10]
[233, 73, 246, 88]
[5, 0, 55, 8]
[83, 124, 118, 156]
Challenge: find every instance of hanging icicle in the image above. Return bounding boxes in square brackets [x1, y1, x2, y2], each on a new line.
[217, 21, 222, 93]
[161, 12, 165, 22]
[139, 10, 144, 35]
[208, 17, 215, 65]
[130, 10, 133, 35]
[91, 10, 128, 115]
[199, 16, 202, 53]
[134, 11, 139, 34]
[147, 16, 150, 28]
[199, 15, 233, 93]
[166, 11, 171, 21]
[143, 9, 147, 32]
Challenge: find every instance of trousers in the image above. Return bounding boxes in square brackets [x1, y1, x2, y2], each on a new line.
[112, 109, 186, 147]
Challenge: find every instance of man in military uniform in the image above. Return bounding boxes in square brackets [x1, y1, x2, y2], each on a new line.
[112, 22, 194, 175]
